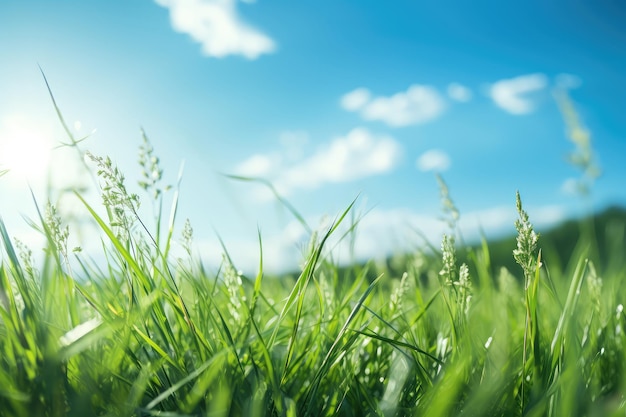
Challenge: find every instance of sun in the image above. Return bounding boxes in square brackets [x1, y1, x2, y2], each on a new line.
[0, 117, 53, 183]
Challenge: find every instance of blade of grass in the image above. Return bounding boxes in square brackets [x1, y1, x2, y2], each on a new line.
[301, 274, 382, 414]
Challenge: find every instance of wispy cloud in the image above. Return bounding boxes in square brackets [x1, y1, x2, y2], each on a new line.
[280, 128, 401, 189]
[447, 83, 472, 102]
[155, 0, 276, 59]
[341, 85, 446, 127]
[235, 127, 402, 197]
[416, 149, 451, 172]
[340, 88, 371, 111]
[235, 154, 276, 177]
[488, 73, 548, 114]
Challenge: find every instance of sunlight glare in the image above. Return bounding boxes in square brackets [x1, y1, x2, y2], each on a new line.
[0, 118, 52, 182]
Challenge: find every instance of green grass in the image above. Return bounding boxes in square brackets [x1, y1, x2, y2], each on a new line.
[0, 87, 625, 416]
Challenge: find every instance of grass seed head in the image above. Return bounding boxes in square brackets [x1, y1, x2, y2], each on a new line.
[513, 191, 540, 281]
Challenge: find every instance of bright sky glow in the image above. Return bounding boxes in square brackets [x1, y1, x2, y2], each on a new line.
[0, 114, 53, 182]
[1, 0, 625, 273]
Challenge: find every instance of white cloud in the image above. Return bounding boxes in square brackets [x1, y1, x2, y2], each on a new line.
[234, 153, 275, 177]
[346, 208, 444, 260]
[342, 85, 446, 127]
[488, 73, 548, 114]
[235, 130, 312, 179]
[340, 88, 371, 111]
[235, 127, 402, 197]
[280, 128, 401, 190]
[447, 83, 472, 102]
[416, 149, 451, 172]
[155, 0, 276, 59]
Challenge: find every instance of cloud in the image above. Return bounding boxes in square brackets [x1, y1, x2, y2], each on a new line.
[345, 208, 444, 260]
[281, 128, 401, 189]
[341, 85, 446, 127]
[340, 88, 371, 111]
[155, 0, 276, 59]
[488, 73, 548, 114]
[447, 83, 472, 102]
[235, 127, 402, 197]
[235, 154, 275, 177]
[416, 149, 451, 172]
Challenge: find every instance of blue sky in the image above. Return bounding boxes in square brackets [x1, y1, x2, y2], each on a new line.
[1, 0, 625, 272]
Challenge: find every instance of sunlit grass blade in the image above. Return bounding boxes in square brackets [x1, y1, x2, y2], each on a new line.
[74, 192, 145, 284]
[550, 253, 588, 365]
[276, 198, 358, 383]
[301, 274, 382, 414]
[142, 351, 229, 412]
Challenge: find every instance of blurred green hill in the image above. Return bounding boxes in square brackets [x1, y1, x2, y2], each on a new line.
[480, 205, 626, 277]
[278, 206, 626, 289]
[367, 205, 626, 285]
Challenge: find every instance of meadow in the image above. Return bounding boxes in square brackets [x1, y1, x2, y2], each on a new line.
[0, 87, 625, 416]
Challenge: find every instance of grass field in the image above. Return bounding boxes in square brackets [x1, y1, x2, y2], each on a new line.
[1, 90, 625, 416]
